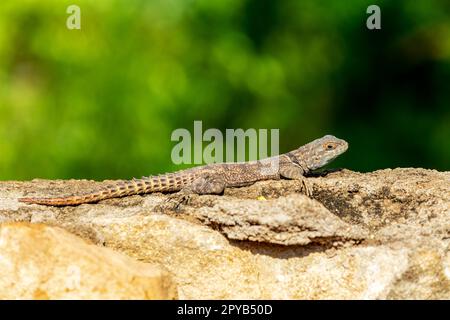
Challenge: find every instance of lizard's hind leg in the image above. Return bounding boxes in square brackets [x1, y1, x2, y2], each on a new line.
[190, 174, 226, 195]
[158, 174, 226, 212]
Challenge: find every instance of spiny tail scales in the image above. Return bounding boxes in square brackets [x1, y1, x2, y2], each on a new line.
[19, 173, 196, 206]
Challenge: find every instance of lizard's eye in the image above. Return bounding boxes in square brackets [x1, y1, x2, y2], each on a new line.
[325, 143, 335, 150]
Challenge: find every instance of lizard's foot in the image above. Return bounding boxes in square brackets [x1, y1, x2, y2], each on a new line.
[301, 177, 313, 197]
[154, 188, 193, 213]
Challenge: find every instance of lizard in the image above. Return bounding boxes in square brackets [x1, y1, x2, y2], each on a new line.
[19, 135, 348, 206]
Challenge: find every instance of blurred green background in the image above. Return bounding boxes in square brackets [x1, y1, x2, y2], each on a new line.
[0, 0, 449, 180]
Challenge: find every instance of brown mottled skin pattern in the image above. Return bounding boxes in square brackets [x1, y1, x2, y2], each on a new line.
[19, 135, 348, 206]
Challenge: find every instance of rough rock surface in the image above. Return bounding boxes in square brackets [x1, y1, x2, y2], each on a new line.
[0, 223, 177, 299]
[0, 168, 449, 299]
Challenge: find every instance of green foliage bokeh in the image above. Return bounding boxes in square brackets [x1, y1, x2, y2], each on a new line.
[0, 0, 449, 180]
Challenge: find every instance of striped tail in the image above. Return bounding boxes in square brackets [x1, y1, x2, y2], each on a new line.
[19, 173, 195, 206]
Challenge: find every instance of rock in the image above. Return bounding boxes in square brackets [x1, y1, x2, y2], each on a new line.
[187, 194, 367, 245]
[0, 223, 177, 299]
[0, 168, 448, 299]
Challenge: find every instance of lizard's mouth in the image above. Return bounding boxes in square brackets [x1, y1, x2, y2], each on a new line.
[342, 141, 349, 152]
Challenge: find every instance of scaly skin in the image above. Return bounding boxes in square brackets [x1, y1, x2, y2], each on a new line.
[19, 135, 348, 206]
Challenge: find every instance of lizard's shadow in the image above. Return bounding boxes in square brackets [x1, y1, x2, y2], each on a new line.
[306, 167, 345, 178]
[227, 239, 336, 259]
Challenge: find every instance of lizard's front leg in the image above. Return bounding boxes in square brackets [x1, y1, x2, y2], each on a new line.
[279, 164, 313, 196]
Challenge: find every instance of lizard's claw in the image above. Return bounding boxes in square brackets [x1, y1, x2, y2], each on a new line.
[157, 190, 192, 212]
[301, 178, 314, 197]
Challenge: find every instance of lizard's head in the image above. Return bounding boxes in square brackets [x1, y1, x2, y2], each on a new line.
[296, 135, 348, 171]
